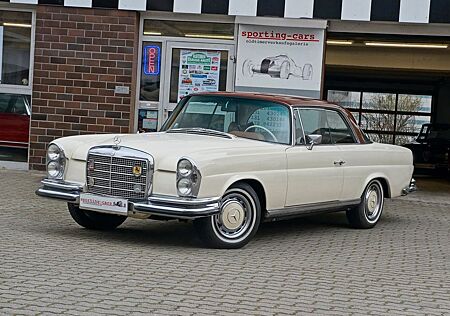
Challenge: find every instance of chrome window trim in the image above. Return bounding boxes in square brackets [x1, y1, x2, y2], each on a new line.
[293, 109, 306, 146]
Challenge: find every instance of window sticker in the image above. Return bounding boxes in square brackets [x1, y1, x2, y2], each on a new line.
[177, 50, 221, 101]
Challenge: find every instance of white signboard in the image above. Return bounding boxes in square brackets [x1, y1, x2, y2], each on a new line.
[178, 50, 221, 101]
[236, 24, 326, 98]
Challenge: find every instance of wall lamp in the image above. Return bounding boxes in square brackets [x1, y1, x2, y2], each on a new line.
[327, 40, 354, 45]
[365, 42, 448, 49]
[143, 31, 162, 36]
[2, 23, 32, 28]
[185, 34, 234, 40]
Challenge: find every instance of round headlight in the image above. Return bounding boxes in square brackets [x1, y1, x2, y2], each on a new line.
[48, 144, 61, 161]
[47, 161, 62, 178]
[177, 178, 193, 196]
[178, 159, 193, 177]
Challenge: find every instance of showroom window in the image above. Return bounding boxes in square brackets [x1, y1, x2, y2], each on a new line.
[327, 90, 432, 145]
[143, 20, 235, 39]
[0, 10, 33, 87]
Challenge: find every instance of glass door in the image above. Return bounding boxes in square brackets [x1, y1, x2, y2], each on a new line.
[162, 41, 235, 123]
[138, 41, 163, 133]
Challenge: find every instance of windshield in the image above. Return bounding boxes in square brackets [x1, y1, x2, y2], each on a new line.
[163, 95, 292, 145]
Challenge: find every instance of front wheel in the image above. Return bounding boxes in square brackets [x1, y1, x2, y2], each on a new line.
[194, 183, 261, 249]
[68, 203, 127, 230]
[346, 179, 385, 229]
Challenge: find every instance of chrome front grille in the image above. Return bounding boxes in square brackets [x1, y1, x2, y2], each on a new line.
[86, 147, 153, 200]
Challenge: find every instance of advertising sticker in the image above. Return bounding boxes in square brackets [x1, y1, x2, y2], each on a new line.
[236, 24, 326, 98]
[178, 50, 221, 100]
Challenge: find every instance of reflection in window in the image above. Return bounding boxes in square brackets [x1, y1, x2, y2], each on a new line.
[327, 90, 360, 109]
[362, 92, 396, 111]
[327, 90, 432, 145]
[398, 94, 431, 113]
[361, 112, 396, 132]
[366, 133, 393, 144]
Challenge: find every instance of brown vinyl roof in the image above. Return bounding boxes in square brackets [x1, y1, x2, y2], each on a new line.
[194, 91, 336, 108]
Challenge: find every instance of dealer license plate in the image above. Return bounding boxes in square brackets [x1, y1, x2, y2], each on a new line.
[79, 193, 128, 215]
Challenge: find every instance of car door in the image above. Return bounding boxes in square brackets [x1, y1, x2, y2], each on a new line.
[285, 108, 344, 207]
[324, 109, 368, 201]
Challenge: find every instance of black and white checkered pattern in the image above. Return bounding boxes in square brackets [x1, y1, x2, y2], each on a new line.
[5, 0, 450, 24]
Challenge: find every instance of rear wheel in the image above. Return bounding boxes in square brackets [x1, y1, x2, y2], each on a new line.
[346, 179, 384, 229]
[194, 183, 261, 249]
[68, 203, 127, 230]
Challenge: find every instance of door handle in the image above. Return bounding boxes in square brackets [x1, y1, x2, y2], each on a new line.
[334, 160, 346, 166]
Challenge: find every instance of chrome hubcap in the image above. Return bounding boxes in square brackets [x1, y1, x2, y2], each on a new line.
[365, 183, 383, 222]
[212, 189, 256, 242]
[221, 201, 246, 231]
[367, 191, 378, 213]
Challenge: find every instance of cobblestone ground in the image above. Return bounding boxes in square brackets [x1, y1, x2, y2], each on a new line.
[0, 170, 449, 315]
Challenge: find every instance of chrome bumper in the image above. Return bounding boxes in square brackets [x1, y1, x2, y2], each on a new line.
[36, 179, 221, 219]
[402, 178, 417, 196]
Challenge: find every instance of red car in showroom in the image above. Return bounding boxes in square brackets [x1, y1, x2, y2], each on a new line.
[0, 94, 30, 148]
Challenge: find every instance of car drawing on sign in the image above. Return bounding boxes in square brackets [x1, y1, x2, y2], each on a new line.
[0, 94, 31, 149]
[36, 92, 416, 248]
[402, 123, 450, 175]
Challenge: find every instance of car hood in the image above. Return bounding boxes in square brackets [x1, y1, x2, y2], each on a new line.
[59, 132, 278, 171]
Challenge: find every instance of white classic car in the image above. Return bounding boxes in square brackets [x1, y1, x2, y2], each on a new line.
[36, 92, 416, 248]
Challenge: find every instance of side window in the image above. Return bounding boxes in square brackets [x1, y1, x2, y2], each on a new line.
[326, 110, 356, 144]
[0, 94, 28, 114]
[298, 109, 332, 145]
[0, 95, 10, 113]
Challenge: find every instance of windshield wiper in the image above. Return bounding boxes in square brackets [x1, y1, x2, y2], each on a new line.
[167, 128, 233, 139]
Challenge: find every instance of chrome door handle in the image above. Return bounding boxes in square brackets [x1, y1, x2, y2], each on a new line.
[334, 160, 346, 166]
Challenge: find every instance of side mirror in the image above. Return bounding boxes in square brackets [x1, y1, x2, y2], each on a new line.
[306, 134, 322, 150]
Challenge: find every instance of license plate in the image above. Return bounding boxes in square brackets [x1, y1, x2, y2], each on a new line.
[79, 193, 128, 215]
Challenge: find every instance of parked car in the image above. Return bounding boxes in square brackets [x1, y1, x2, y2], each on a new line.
[403, 123, 450, 175]
[36, 92, 415, 248]
[0, 93, 30, 148]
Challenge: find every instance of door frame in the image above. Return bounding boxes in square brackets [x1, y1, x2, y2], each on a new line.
[163, 41, 236, 114]
[135, 13, 237, 131]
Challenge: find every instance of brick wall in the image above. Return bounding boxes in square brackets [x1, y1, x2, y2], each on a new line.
[30, 6, 138, 170]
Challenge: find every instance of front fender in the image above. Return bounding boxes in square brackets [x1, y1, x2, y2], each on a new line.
[199, 172, 286, 210]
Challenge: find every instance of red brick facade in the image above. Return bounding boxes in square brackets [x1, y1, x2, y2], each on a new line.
[30, 6, 139, 170]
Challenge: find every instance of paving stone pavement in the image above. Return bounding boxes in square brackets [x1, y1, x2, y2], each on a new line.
[0, 170, 449, 315]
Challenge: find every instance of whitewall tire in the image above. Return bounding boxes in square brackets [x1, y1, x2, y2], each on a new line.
[347, 179, 385, 229]
[194, 183, 261, 249]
